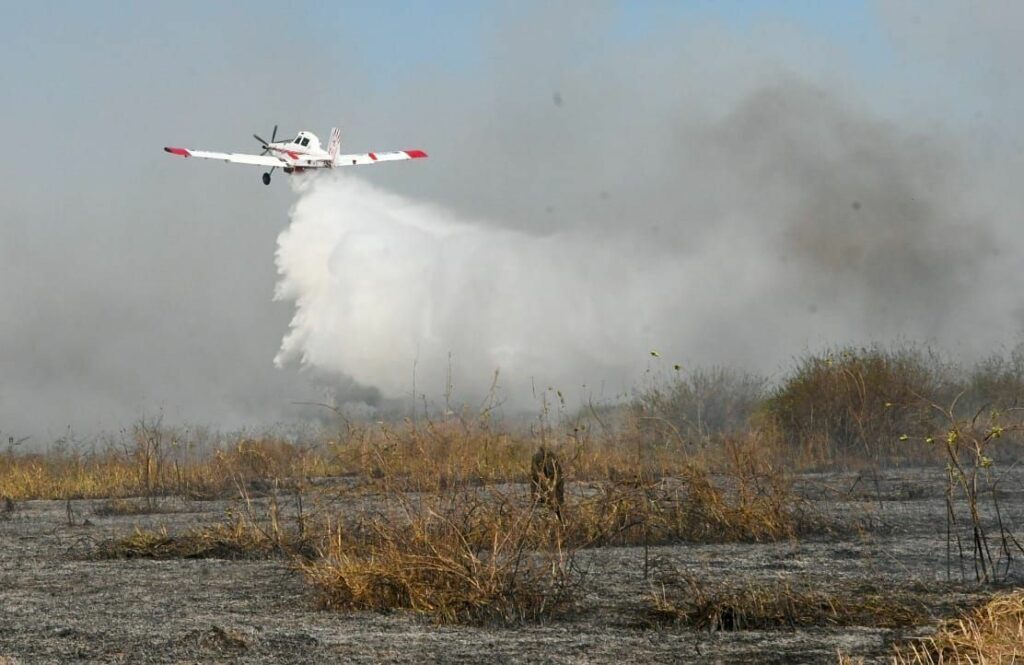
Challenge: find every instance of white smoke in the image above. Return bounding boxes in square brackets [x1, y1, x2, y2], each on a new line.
[274, 174, 782, 406]
[273, 173, 695, 405]
[273, 86, 1024, 412]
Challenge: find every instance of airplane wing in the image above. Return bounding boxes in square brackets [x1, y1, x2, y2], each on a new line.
[164, 147, 287, 168]
[334, 149, 428, 166]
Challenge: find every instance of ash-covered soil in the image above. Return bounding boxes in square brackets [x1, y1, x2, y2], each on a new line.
[3, 468, 1024, 664]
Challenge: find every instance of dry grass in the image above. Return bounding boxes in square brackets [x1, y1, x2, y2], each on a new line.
[0, 436, 333, 501]
[1, 451, 158, 501]
[90, 497, 177, 516]
[93, 483, 582, 624]
[95, 523, 283, 560]
[645, 577, 935, 631]
[29, 408, 841, 627]
[889, 588, 1024, 664]
[565, 455, 815, 548]
[90, 444, 815, 626]
[12, 347, 1024, 648]
[300, 490, 580, 625]
[95, 486, 318, 560]
[0, 410, 793, 502]
[0, 373, 876, 632]
[8, 342, 1024, 503]
[93, 439, 813, 562]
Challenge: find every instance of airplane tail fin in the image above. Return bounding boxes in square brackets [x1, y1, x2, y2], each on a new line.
[327, 127, 342, 162]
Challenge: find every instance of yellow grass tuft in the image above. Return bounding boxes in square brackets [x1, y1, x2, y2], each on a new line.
[647, 577, 930, 631]
[299, 491, 579, 624]
[891, 589, 1024, 664]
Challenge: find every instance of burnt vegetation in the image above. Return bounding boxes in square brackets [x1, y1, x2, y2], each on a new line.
[6, 344, 1024, 660]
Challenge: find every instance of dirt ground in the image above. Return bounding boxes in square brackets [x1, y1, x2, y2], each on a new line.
[2, 468, 1023, 664]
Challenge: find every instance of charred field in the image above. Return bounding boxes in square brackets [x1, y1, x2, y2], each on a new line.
[3, 469, 1023, 663]
[4, 346, 1024, 663]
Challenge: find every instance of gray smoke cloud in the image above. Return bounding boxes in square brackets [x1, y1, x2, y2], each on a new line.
[273, 79, 1016, 412]
[1, 2, 1023, 439]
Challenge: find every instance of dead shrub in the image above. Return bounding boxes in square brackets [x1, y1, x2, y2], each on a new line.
[763, 345, 954, 464]
[964, 345, 1024, 417]
[300, 490, 581, 625]
[632, 365, 768, 443]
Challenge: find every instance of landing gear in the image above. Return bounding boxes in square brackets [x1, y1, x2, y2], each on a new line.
[262, 172, 271, 186]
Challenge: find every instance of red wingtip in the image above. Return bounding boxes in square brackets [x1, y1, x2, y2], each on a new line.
[405, 149, 428, 159]
[164, 147, 191, 157]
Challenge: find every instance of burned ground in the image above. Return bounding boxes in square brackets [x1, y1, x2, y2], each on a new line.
[2, 469, 1021, 664]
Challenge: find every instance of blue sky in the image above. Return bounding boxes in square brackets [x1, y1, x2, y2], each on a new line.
[0, 1, 988, 162]
[0, 2, 895, 104]
[0, 1, 980, 153]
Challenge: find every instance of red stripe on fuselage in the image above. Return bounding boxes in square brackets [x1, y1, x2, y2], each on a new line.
[268, 146, 305, 161]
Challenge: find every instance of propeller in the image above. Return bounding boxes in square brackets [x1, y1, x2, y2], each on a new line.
[254, 125, 279, 154]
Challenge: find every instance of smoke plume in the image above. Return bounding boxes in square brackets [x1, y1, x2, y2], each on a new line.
[274, 81, 1019, 411]
[4, 2, 1024, 437]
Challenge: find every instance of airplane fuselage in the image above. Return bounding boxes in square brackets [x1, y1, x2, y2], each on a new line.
[266, 130, 333, 170]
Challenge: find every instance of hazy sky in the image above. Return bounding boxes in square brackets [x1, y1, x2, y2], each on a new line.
[1, 2, 1022, 441]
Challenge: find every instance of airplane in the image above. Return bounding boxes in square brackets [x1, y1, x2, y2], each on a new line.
[163, 125, 427, 185]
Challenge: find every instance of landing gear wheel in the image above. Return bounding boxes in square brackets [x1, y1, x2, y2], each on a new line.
[262, 172, 271, 186]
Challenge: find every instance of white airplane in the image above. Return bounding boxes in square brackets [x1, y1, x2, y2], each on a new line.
[164, 125, 427, 185]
